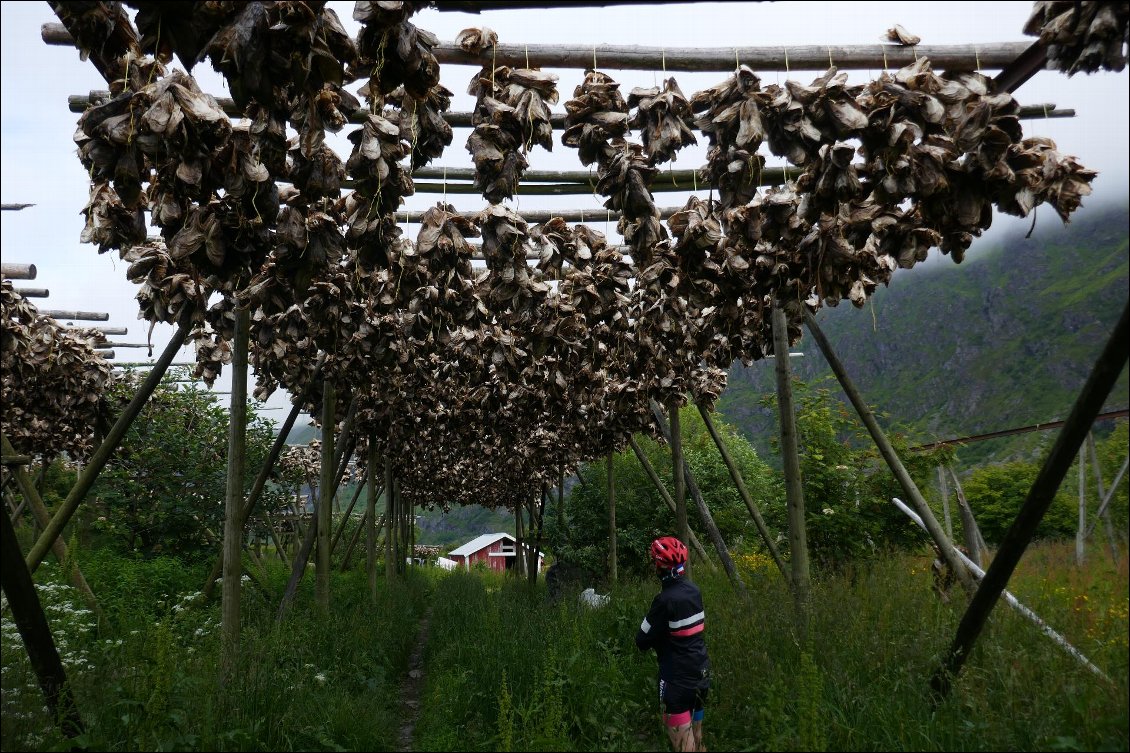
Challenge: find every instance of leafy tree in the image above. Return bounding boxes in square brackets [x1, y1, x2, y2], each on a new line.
[88, 369, 287, 559]
[761, 378, 950, 572]
[961, 460, 1079, 544]
[543, 406, 781, 580]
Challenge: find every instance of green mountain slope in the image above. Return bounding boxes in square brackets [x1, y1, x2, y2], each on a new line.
[719, 203, 1130, 466]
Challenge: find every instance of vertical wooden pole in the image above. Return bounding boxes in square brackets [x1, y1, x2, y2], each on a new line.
[804, 309, 973, 594]
[330, 481, 367, 555]
[1086, 433, 1120, 563]
[696, 404, 790, 583]
[627, 437, 715, 570]
[317, 382, 335, 609]
[1076, 446, 1086, 566]
[938, 465, 953, 540]
[26, 314, 193, 572]
[514, 503, 525, 576]
[384, 455, 395, 579]
[409, 497, 416, 568]
[367, 438, 378, 601]
[775, 304, 810, 637]
[222, 305, 249, 673]
[669, 400, 689, 576]
[931, 300, 1128, 699]
[557, 467, 565, 534]
[949, 467, 986, 569]
[0, 508, 84, 740]
[608, 453, 617, 583]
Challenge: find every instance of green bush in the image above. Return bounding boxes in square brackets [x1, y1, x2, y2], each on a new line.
[961, 460, 1077, 544]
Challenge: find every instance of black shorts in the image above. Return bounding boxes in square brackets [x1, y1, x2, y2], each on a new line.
[659, 679, 708, 726]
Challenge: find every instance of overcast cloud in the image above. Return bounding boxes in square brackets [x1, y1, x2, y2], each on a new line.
[2, 1, 1126, 429]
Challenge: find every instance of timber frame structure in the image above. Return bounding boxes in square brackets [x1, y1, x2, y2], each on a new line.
[2, 2, 1126, 739]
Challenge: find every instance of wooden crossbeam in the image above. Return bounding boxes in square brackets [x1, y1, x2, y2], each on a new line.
[1, 263, 36, 280]
[15, 288, 48, 298]
[39, 309, 108, 322]
[65, 91, 1076, 125]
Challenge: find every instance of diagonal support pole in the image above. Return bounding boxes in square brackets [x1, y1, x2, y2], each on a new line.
[26, 315, 193, 573]
[931, 300, 1128, 699]
[627, 437, 715, 570]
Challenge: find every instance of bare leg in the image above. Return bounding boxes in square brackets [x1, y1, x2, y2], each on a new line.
[666, 721, 695, 752]
[692, 720, 705, 752]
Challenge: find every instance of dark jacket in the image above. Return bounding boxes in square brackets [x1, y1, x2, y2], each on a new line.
[635, 575, 710, 688]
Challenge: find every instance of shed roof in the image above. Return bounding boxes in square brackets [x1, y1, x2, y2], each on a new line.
[449, 532, 514, 557]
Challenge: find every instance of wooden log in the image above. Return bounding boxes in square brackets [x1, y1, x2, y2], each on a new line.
[67, 90, 1074, 125]
[892, 497, 1110, 683]
[221, 306, 248, 673]
[1086, 433, 1121, 563]
[607, 453, 617, 583]
[1, 263, 36, 280]
[931, 300, 1128, 699]
[26, 314, 193, 572]
[42, 25, 1028, 72]
[774, 303, 811, 634]
[14, 287, 48, 298]
[0, 203, 35, 211]
[0, 508, 85, 740]
[1076, 446, 1087, 566]
[938, 465, 953, 540]
[696, 403, 790, 583]
[803, 308, 975, 595]
[94, 349, 115, 359]
[66, 325, 127, 335]
[384, 455, 395, 580]
[669, 399, 689, 569]
[1, 454, 32, 466]
[627, 436, 715, 570]
[202, 358, 323, 599]
[2, 436, 103, 623]
[367, 439, 379, 601]
[650, 400, 747, 597]
[948, 466, 987, 569]
[317, 381, 335, 608]
[38, 309, 108, 321]
[276, 500, 319, 621]
[330, 481, 367, 555]
[1085, 454, 1129, 537]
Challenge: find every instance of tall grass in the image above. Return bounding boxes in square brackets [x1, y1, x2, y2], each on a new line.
[3, 541, 1126, 751]
[2, 552, 429, 751]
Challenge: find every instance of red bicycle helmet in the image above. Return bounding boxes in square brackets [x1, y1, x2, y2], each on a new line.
[650, 536, 688, 570]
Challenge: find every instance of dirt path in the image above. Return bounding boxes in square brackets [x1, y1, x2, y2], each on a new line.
[396, 606, 433, 752]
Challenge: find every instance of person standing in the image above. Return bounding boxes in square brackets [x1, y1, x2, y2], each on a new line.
[636, 536, 710, 752]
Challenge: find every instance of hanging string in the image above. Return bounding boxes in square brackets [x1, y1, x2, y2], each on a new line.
[882, 46, 889, 75]
[974, 46, 982, 72]
[1043, 103, 1050, 118]
[828, 46, 834, 69]
[443, 164, 448, 206]
[593, 44, 598, 71]
[525, 43, 530, 70]
[784, 49, 790, 77]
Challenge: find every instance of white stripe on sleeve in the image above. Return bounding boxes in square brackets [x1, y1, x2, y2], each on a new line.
[669, 611, 705, 629]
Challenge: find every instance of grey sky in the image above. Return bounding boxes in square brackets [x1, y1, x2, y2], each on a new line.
[2, 1, 1126, 429]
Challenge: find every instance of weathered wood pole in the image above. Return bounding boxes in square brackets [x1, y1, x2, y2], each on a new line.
[650, 401, 747, 596]
[931, 300, 1128, 699]
[277, 502, 318, 621]
[2, 436, 102, 621]
[1086, 433, 1120, 563]
[330, 481, 367, 555]
[0, 508, 85, 740]
[774, 304, 811, 635]
[696, 404, 790, 583]
[557, 467, 566, 534]
[367, 439, 378, 601]
[938, 465, 953, 540]
[627, 437, 715, 570]
[949, 467, 986, 569]
[221, 305, 249, 673]
[384, 455, 395, 580]
[608, 453, 617, 583]
[803, 309, 973, 594]
[26, 315, 193, 572]
[669, 400, 689, 574]
[1086, 454, 1129, 538]
[514, 501, 525, 576]
[317, 382, 335, 609]
[1076, 446, 1087, 566]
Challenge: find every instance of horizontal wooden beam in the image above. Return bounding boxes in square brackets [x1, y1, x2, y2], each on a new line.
[94, 349, 115, 359]
[43, 24, 1028, 72]
[910, 408, 1130, 451]
[14, 287, 48, 298]
[65, 325, 127, 335]
[1, 203, 35, 211]
[114, 361, 197, 368]
[1, 263, 37, 280]
[403, 206, 679, 223]
[39, 309, 109, 322]
[67, 90, 1073, 126]
[433, 0, 698, 10]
